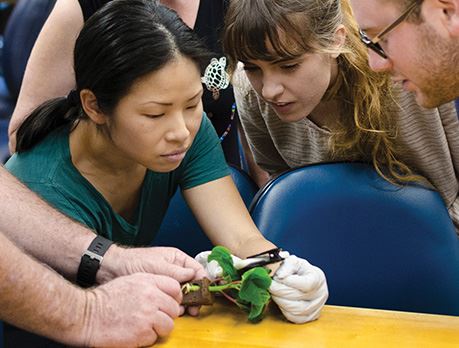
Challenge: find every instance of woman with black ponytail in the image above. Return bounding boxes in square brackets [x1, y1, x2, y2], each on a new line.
[5, 0, 328, 325]
[9, 0, 241, 166]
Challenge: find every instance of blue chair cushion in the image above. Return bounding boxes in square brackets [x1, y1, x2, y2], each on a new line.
[250, 162, 459, 315]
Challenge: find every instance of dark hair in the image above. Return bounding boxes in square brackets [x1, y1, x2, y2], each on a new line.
[16, 0, 211, 152]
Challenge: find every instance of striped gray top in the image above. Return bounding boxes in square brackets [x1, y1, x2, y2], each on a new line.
[234, 68, 459, 233]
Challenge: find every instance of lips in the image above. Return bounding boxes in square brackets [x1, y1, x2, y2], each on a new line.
[163, 149, 187, 157]
[268, 101, 294, 114]
[160, 145, 188, 163]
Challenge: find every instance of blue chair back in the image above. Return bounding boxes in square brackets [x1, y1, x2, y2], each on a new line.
[153, 165, 259, 256]
[250, 162, 459, 315]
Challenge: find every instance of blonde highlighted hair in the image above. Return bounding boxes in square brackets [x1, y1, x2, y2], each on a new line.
[223, 0, 421, 184]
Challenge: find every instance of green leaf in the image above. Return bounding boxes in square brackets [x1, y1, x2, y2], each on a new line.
[207, 246, 240, 281]
[237, 267, 272, 322]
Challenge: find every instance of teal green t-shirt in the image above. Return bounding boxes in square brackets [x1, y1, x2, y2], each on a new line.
[6, 114, 230, 245]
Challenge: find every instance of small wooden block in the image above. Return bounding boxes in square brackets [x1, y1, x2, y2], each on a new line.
[182, 278, 214, 306]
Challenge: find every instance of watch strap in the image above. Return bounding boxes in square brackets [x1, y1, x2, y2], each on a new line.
[77, 235, 113, 288]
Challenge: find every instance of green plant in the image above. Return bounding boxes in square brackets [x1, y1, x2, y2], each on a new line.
[182, 246, 272, 322]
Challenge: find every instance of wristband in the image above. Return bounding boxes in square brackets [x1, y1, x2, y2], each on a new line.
[77, 235, 113, 288]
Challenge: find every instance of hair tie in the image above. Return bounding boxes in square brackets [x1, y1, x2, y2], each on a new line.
[66, 90, 81, 107]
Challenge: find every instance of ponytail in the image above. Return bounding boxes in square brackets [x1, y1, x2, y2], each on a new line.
[17, 0, 212, 154]
[15, 97, 81, 153]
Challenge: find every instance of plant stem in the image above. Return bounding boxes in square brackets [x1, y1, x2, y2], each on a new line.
[218, 290, 240, 306]
[181, 283, 201, 294]
[208, 282, 241, 293]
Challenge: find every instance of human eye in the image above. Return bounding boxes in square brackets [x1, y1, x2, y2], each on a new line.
[280, 62, 300, 71]
[186, 103, 200, 110]
[143, 113, 164, 119]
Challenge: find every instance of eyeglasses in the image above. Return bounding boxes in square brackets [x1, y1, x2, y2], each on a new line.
[359, 1, 419, 59]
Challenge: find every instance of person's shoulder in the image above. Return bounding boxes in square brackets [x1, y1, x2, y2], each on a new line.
[392, 85, 420, 110]
[436, 100, 457, 118]
[390, 85, 434, 123]
[5, 128, 69, 183]
[393, 85, 456, 120]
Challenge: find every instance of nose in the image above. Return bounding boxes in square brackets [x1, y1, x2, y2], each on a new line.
[165, 112, 190, 143]
[368, 50, 392, 73]
[261, 76, 284, 101]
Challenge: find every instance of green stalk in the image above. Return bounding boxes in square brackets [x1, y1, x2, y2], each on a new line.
[208, 281, 241, 293]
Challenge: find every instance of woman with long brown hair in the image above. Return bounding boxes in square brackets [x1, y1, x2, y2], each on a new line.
[223, 0, 459, 231]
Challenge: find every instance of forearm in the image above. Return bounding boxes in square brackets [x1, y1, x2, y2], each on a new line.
[232, 233, 277, 259]
[0, 231, 88, 345]
[0, 167, 95, 278]
[0, 168, 202, 287]
[184, 177, 277, 257]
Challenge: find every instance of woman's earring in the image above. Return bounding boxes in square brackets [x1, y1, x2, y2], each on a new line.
[201, 57, 230, 100]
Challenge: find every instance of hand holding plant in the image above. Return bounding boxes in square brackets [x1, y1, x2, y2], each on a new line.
[181, 246, 272, 322]
[187, 246, 329, 324]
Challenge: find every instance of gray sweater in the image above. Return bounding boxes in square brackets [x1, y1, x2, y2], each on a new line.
[234, 67, 459, 232]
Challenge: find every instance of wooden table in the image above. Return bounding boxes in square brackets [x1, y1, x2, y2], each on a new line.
[155, 300, 459, 347]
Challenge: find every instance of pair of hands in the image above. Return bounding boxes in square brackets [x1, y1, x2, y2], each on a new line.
[195, 251, 328, 324]
[83, 245, 328, 346]
[82, 246, 206, 347]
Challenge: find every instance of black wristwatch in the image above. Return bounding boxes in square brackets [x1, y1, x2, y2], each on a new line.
[77, 235, 114, 288]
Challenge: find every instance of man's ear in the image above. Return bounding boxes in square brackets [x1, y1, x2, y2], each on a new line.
[447, 0, 459, 36]
[428, 0, 459, 37]
[331, 25, 346, 58]
[80, 89, 107, 125]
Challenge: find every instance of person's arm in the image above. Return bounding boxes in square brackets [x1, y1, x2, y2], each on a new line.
[0, 166, 206, 284]
[437, 101, 459, 234]
[0, 230, 184, 346]
[0, 231, 85, 343]
[0, 166, 97, 278]
[8, 0, 82, 152]
[184, 176, 329, 324]
[183, 175, 276, 258]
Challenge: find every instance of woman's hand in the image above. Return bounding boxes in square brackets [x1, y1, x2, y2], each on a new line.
[269, 255, 328, 324]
